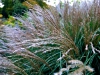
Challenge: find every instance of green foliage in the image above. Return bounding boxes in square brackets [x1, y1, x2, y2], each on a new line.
[0, 0, 48, 18]
[1, 0, 13, 18]
[36, 0, 48, 8]
[0, 0, 28, 18]
[22, 0, 48, 9]
[3, 16, 23, 28]
[12, 0, 28, 15]
[3, 16, 15, 26]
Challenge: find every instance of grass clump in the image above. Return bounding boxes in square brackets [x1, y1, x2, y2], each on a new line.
[0, 0, 100, 75]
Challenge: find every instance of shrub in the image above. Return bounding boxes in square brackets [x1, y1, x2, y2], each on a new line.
[1, 0, 28, 18]
[12, 0, 28, 16]
[0, 0, 48, 18]
[22, 0, 48, 9]
[1, 0, 13, 18]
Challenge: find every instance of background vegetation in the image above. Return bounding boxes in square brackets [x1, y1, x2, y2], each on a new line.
[0, 0, 47, 18]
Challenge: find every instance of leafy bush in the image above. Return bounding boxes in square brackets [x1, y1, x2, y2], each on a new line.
[1, 0, 27, 18]
[1, 0, 13, 18]
[12, 0, 28, 16]
[0, 0, 48, 18]
[3, 16, 15, 26]
[22, 0, 48, 9]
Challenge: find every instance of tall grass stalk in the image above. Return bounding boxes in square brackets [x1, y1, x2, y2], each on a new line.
[0, 0, 100, 75]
